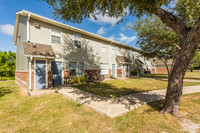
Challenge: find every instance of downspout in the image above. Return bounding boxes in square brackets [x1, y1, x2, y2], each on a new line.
[27, 14, 31, 41]
[110, 41, 113, 77]
[29, 56, 33, 90]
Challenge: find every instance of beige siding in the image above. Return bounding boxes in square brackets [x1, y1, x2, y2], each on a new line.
[29, 18, 51, 44]
[29, 18, 152, 72]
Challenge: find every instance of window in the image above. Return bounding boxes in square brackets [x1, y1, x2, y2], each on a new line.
[100, 63, 109, 75]
[101, 42, 106, 52]
[130, 49, 133, 57]
[69, 62, 84, 77]
[74, 33, 81, 48]
[51, 27, 61, 44]
[112, 45, 115, 54]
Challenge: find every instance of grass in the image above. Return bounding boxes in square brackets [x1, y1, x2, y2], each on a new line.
[142, 71, 200, 80]
[75, 78, 200, 98]
[0, 81, 200, 132]
[0, 76, 15, 81]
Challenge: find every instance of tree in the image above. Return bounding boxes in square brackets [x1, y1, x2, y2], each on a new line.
[44, 0, 200, 117]
[129, 16, 180, 75]
[0, 51, 16, 77]
[188, 50, 200, 72]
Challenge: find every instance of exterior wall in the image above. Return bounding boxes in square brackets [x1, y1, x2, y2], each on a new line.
[16, 15, 28, 71]
[151, 65, 171, 73]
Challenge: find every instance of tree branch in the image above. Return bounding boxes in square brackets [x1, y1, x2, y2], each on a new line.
[153, 8, 187, 39]
[141, 35, 181, 50]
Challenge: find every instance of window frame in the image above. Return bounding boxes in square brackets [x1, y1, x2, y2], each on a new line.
[51, 27, 62, 44]
[101, 42, 106, 53]
[74, 33, 82, 48]
[100, 63, 109, 75]
[69, 62, 84, 77]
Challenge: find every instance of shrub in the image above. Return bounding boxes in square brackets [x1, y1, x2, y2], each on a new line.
[110, 75, 113, 78]
[79, 76, 85, 83]
[70, 76, 79, 84]
[133, 68, 140, 76]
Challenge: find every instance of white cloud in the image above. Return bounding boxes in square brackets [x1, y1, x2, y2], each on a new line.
[89, 13, 121, 26]
[108, 33, 137, 44]
[0, 24, 14, 36]
[118, 33, 137, 43]
[97, 27, 106, 35]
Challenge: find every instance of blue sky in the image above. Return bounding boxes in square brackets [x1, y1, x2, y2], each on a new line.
[0, 0, 139, 52]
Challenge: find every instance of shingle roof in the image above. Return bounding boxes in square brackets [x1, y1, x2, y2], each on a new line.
[135, 59, 144, 65]
[116, 56, 132, 64]
[152, 59, 173, 65]
[23, 41, 55, 57]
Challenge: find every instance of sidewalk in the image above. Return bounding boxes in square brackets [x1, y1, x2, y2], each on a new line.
[57, 85, 200, 118]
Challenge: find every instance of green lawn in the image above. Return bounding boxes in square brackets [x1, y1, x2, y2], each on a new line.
[142, 71, 200, 80]
[0, 77, 15, 81]
[0, 81, 200, 132]
[75, 78, 200, 98]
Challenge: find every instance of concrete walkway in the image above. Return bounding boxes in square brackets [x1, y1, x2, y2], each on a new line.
[57, 85, 200, 118]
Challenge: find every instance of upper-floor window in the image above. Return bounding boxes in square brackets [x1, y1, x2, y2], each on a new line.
[74, 33, 81, 48]
[112, 45, 115, 54]
[51, 27, 61, 44]
[130, 49, 133, 57]
[101, 42, 106, 52]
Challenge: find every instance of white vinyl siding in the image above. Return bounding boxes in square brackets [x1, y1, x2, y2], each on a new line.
[100, 63, 109, 75]
[112, 45, 115, 54]
[101, 42, 106, 52]
[130, 49, 133, 57]
[74, 33, 81, 48]
[51, 27, 61, 44]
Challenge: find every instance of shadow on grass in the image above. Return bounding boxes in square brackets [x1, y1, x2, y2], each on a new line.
[74, 82, 146, 98]
[0, 87, 13, 97]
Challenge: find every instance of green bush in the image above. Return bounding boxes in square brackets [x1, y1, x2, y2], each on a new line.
[110, 75, 113, 78]
[133, 68, 140, 76]
[70, 76, 79, 84]
[79, 76, 85, 83]
[70, 76, 86, 84]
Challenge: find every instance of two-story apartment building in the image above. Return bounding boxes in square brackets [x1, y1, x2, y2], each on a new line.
[13, 10, 152, 91]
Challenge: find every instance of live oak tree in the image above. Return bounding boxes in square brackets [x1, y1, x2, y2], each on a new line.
[129, 16, 200, 75]
[44, 0, 200, 117]
[129, 16, 179, 75]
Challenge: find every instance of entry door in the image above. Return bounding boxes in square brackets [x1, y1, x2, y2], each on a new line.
[51, 61, 62, 86]
[35, 60, 46, 89]
[127, 65, 129, 77]
[122, 65, 125, 77]
[112, 64, 116, 78]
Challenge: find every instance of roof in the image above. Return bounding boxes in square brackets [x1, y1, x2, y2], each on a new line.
[13, 10, 141, 52]
[135, 59, 144, 65]
[23, 41, 55, 58]
[116, 56, 132, 64]
[152, 59, 173, 66]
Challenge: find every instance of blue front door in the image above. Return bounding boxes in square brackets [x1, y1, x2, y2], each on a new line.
[127, 65, 129, 77]
[122, 65, 125, 77]
[112, 64, 116, 78]
[35, 60, 46, 89]
[51, 61, 62, 86]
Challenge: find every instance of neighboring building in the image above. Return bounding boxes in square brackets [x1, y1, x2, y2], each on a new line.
[13, 10, 152, 91]
[151, 59, 173, 73]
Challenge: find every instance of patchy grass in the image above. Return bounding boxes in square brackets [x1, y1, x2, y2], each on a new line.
[0, 81, 200, 132]
[142, 71, 200, 80]
[0, 76, 15, 81]
[75, 78, 200, 98]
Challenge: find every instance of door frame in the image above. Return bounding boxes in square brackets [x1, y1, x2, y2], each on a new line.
[51, 60, 63, 86]
[122, 65, 125, 77]
[34, 59, 47, 90]
[112, 64, 116, 78]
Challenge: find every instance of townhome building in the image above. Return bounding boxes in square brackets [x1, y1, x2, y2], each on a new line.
[13, 10, 152, 91]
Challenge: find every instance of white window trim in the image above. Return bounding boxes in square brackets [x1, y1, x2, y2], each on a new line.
[101, 42, 106, 53]
[50, 26, 62, 45]
[74, 33, 82, 48]
[100, 63, 109, 75]
[69, 62, 84, 76]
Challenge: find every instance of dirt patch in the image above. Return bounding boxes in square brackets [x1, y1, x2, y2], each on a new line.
[180, 118, 200, 133]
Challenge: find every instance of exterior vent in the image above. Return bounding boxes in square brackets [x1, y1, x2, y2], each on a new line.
[34, 23, 40, 28]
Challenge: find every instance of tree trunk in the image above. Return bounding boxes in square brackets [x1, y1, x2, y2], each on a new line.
[160, 39, 197, 117]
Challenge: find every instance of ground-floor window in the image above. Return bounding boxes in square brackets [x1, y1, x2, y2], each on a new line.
[69, 62, 84, 77]
[100, 63, 109, 75]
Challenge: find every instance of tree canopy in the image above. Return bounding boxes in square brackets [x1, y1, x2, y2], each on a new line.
[0, 51, 16, 77]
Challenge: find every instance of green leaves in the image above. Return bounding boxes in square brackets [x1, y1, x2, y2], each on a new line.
[0, 51, 16, 77]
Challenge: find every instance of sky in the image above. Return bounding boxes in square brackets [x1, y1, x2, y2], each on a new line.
[0, 0, 139, 52]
